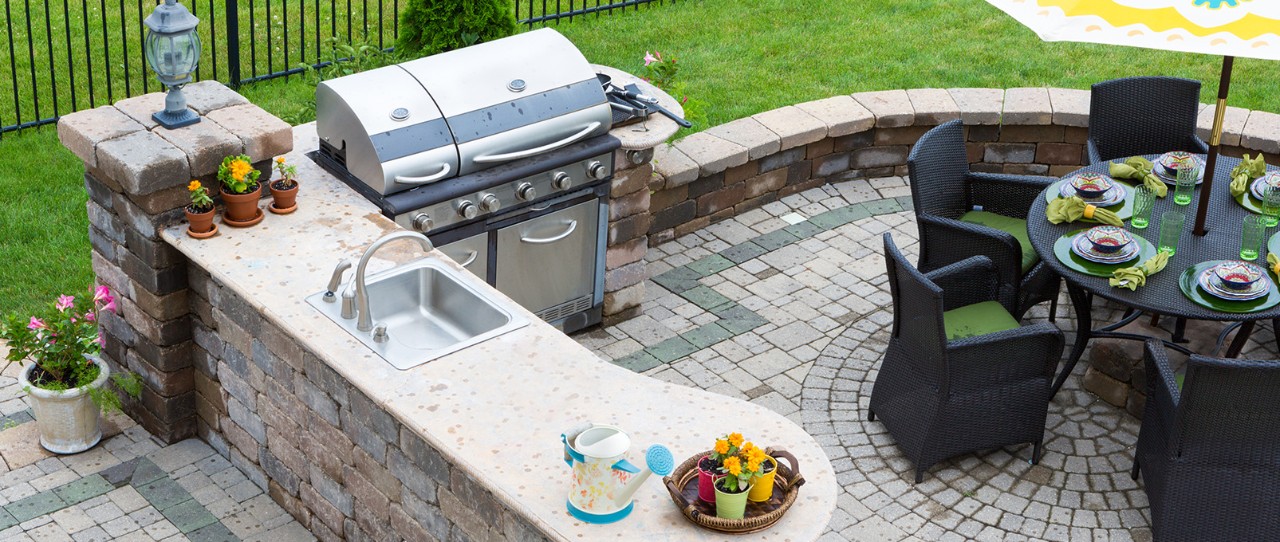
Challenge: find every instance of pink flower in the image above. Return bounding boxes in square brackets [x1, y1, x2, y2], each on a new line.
[96, 336, 105, 347]
[27, 317, 46, 331]
[102, 300, 117, 313]
[644, 51, 659, 66]
[83, 312, 96, 322]
[92, 286, 112, 305]
[56, 295, 75, 312]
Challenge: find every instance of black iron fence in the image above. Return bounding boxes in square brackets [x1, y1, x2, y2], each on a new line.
[2, 0, 672, 135]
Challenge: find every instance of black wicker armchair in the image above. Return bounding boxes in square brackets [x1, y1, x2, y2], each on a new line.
[868, 233, 1064, 483]
[1132, 341, 1280, 541]
[1087, 76, 1210, 164]
[908, 119, 1060, 320]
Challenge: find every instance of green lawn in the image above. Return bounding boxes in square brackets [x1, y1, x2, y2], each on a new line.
[4, 0, 1280, 317]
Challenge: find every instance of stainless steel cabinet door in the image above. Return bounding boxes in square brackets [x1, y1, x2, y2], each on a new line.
[436, 232, 490, 280]
[495, 200, 598, 315]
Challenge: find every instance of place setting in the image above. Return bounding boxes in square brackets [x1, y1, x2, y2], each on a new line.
[1044, 173, 1136, 220]
[1179, 259, 1280, 313]
[1052, 225, 1157, 277]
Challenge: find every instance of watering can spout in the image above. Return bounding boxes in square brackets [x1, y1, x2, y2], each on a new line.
[612, 445, 674, 508]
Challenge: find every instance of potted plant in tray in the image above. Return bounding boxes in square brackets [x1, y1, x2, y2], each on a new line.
[743, 442, 778, 502]
[269, 156, 300, 215]
[0, 287, 142, 454]
[185, 180, 217, 238]
[697, 432, 742, 503]
[714, 439, 764, 520]
[218, 154, 262, 227]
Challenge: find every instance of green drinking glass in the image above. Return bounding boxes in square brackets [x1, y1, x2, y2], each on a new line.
[1173, 163, 1197, 206]
[1158, 210, 1184, 256]
[1130, 186, 1155, 229]
[1241, 215, 1265, 261]
[1262, 184, 1280, 228]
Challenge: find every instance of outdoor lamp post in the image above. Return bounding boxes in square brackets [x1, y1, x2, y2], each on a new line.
[143, 0, 201, 129]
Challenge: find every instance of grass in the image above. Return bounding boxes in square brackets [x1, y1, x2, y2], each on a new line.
[4, 0, 1280, 317]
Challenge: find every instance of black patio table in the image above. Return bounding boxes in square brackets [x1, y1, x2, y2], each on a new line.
[1027, 155, 1280, 395]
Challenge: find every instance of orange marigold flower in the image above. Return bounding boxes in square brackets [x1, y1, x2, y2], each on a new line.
[188, 180, 201, 192]
[714, 439, 729, 455]
[728, 433, 744, 447]
[275, 156, 286, 163]
[723, 456, 742, 476]
[748, 447, 767, 463]
[747, 458, 762, 472]
[229, 159, 252, 182]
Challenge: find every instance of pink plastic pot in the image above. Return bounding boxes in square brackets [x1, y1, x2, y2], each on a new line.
[696, 456, 724, 503]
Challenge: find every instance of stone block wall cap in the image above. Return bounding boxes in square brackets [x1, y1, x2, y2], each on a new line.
[1197, 103, 1250, 147]
[114, 92, 181, 131]
[1241, 110, 1280, 155]
[183, 81, 252, 115]
[1003, 87, 1054, 126]
[794, 96, 875, 138]
[947, 88, 1004, 125]
[1047, 87, 1091, 128]
[96, 130, 191, 197]
[57, 106, 146, 169]
[751, 105, 828, 151]
[154, 117, 246, 179]
[905, 88, 960, 126]
[851, 90, 915, 128]
[205, 104, 294, 162]
[703, 117, 781, 161]
[671, 132, 748, 177]
[651, 143, 700, 189]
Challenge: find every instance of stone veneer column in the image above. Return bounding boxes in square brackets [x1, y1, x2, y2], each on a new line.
[57, 81, 292, 443]
[603, 146, 655, 324]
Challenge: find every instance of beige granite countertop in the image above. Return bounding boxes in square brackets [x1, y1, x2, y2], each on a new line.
[162, 124, 836, 541]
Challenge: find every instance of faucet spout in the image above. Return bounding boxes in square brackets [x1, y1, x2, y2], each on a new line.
[354, 231, 435, 332]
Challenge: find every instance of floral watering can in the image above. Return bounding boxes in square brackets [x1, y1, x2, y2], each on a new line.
[561, 422, 674, 524]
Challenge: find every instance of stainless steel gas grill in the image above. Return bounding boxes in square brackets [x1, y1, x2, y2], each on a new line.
[310, 28, 620, 333]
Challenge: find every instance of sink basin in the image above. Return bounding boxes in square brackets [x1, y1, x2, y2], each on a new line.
[307, 257, 529, 370]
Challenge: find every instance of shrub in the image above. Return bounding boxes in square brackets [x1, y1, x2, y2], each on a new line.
[396, 0, 518, 57]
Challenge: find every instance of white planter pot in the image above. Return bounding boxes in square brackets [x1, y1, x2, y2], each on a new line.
[19, 356, 109, 454]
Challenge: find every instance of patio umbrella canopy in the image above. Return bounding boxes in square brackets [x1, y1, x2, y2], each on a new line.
[984, 0, 1280, 236]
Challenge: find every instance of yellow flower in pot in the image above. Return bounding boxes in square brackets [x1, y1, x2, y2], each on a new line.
[217, 154, 262, 226]
[269, 156, 301, 215]
[185, 180, 217, 238]
[714, 448, 762, 520]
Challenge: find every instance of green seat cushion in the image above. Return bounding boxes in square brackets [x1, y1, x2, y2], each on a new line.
[959, 211, 1038, 273]
[943, 300, 1020, 340]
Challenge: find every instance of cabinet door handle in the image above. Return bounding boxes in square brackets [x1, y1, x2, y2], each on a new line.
[455, 250, 478, 268]
[520, 220, 578, 244]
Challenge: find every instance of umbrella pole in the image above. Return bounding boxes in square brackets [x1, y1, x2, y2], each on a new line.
[1194, 55, 1234, 237]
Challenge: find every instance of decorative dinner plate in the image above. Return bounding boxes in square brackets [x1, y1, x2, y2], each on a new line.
[1250, 172, 1280, 201]
[1198, 267, 1269, 301]
[1179, 261, 1280, 314]
[1158, 151, 1204, 173]
[1054, 231, 1156, 278]
[1071, 232, 1139, 264]
[1044, 180, 1135, 220]
[1058, 181, 1126, 207]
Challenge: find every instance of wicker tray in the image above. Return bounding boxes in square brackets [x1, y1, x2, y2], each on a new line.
[662, 448, 805, 534]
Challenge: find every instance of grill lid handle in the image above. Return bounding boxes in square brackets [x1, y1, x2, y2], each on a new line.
[473, 122, 601, 164]
[394, 163, 453, 185]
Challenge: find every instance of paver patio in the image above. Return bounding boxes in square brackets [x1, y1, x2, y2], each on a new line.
[571, 176, 1280, 541]
[1, 176, 1277, 541]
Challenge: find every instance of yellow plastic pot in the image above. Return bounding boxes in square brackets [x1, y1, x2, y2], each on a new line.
[747, 455, 778, 502]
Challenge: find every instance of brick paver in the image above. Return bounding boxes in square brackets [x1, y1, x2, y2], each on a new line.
[573, 176, 1280, 541]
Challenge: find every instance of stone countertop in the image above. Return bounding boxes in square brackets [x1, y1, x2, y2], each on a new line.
[161, 124, 836, 542]
[596, 64, 685, 150]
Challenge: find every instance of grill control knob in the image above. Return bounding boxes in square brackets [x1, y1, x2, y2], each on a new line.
[515, 182, 537, 201]
[480, 193, 501, 213]
[587, 161, 608, 180]
[457, 200, 478, 220]
[411, 212, 434, 232]
[552, 172, 572, 191]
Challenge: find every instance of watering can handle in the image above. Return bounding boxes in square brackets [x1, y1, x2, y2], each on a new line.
[766, 447, 806, 488]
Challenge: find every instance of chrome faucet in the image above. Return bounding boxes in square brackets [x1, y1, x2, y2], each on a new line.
[353, 231, 435, 332]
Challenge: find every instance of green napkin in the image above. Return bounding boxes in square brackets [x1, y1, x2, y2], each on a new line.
[1230, 153, 1267, 198]
[1110, 156, 1167, 198]
[1046, 196, 1123, 227]
[1110, 252, 1169, 290]
[1268, 253, 1280, 277]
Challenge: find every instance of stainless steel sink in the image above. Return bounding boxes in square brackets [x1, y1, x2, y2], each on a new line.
[306, 257, 529, 370]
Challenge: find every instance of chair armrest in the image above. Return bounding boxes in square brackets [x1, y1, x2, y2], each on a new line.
[916, 214, 1022, 311]
[946, 323, 1065, 392]
[924, 255, 1000, 311]
[966, 172, 1056, 219]
[1086, 139, 1104, 165]
[1189, 135, 1210, 154]
[1143, 340, 1181, 447]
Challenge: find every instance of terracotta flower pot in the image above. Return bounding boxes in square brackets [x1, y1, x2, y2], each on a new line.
[185, 205, 216, 237]
[221, 184, 262, 225]
[269, 181, 299, 214]
[21, 356, 110, 454]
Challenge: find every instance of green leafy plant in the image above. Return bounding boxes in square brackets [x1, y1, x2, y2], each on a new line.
[0, 287, 142, 413]
[187, 180, 213, 212]
[396, 0, 517, 57]
[217, 155, 261, 195]
[641, 51, 679, 89]
[639, 51, 706, 134]
[273, 157, 299, 189]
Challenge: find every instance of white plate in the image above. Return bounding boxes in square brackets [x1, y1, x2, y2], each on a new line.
[1197, 267, 1270, 301]
[1059, 182, 1126, 207]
